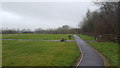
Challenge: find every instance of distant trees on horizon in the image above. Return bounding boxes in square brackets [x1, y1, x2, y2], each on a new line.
[1, 25, 79, 34]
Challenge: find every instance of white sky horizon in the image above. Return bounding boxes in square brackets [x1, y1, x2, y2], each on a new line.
[2, 0, 119, 2]
[1, 2, 99, 30]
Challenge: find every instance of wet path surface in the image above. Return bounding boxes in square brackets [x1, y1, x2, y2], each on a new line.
[0, 39, 75, 42]
[1, 39, 96, 42]
[74, 35, 104, 66]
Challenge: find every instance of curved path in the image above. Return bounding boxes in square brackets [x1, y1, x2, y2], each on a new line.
[74, 35, 104, 66]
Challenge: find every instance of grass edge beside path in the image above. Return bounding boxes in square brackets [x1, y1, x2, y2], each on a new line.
[78, 35, 118, 66]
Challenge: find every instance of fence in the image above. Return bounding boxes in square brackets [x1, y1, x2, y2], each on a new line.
[81, 32, 120, 43]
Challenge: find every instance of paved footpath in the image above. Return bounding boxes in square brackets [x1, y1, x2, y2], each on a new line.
[0, 39, 75, 42]
[74, 35, 104, 66]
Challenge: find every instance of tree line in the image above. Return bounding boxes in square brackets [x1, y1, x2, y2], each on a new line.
[79, 2, 119, 35]
[1, 25, 79, 34]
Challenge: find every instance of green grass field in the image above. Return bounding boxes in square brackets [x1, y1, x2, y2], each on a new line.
[0, 34, 1, 66]
[2, 34, 80, 66]
[79, 35, 118, 66]
[2, 34, 74, 40]
[0, 34, 2, 66]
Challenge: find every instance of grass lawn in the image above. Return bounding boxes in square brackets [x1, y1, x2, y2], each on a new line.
[2, 34, 80, 66]
[0, 35, 1, 66]
[0, 34, 2, 66]
[2, 34, 74, 40]
[79, 35, 118, 66]
[0, 34, 1, 39]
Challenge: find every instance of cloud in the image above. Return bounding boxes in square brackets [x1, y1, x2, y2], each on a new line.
[1, 2, 97, 30]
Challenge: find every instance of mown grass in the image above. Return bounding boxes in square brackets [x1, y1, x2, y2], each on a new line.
[0, 34, 2, 39]
[79, 35, 118, 66]
[3, 34, 80, 66]
[0, 35, 1, 66]
[0, 34, 2, 66]
[2, 34, 74, 40]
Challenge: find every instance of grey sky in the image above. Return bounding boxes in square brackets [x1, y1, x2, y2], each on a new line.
[1, 2, 98, 30]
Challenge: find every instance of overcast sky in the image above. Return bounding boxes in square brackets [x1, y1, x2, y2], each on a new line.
[1, 2, 98, 30]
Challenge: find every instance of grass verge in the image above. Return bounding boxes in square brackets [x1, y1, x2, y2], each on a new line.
[79, 35, 118, 66]
[0, 41, 1, 66]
